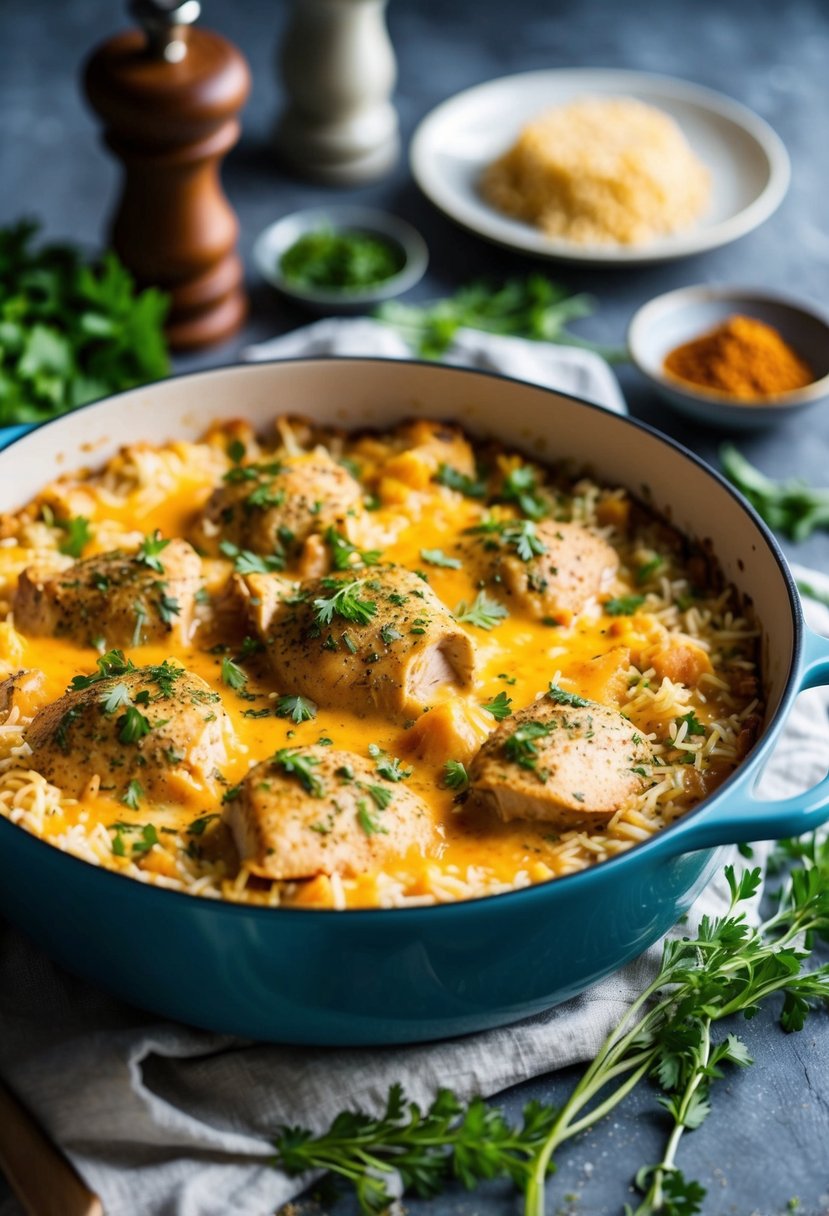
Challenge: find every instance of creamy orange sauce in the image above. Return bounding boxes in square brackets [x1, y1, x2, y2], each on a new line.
[0, 421, 761, 907]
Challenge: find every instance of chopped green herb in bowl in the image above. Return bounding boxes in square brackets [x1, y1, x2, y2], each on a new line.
[280, 228, 404, 292]
[253, 206, 428, 314]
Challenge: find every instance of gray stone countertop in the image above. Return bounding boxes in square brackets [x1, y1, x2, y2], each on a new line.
[1, 0, 829, 1212]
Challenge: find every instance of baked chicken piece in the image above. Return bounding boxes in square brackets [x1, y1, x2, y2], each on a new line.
[468, 689, 653, 827]
[224, 745, 431, 880]
[25, 661, 232, 801]
[457, 518, 618, 623]
[14, 538, 202, 649]
[192, 450, 362, 559]
[246, 567, 476, 723]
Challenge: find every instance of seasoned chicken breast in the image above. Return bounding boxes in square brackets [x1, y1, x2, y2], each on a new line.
[468, 690, 653, 827]
[458, 519, 618, 623]
[192, 450, 362, 559]
[224, 746, 431, 880]
[26, 661, 232, 801]
[14, 538, 202, 649]
[249, 567, 476, 722]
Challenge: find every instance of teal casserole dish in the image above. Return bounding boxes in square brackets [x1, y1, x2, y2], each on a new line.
[0, 358, 827, 1046]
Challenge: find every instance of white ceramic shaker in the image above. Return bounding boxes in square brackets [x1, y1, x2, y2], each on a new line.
[274, 0, 400, 184]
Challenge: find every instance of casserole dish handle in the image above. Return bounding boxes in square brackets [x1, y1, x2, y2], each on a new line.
[664, 626, 829, 851]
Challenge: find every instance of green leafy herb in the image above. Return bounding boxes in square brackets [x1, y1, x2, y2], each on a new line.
[100, 681, 131, 715]
[796, 579, 829, 609]
[434, 463, 487, 498]
[57, 516, 92, 559]
[547, 683, 590, 708]
[676, 710, 706, 737]
[121, 779, 143, 810]
[356, 797, 388, 836]
[636, 556, 664, 585]
[227, 438, 246, 464]
[420, 548, 462, 569]
[501, 466, 549, 521]
[131, 600, 147, 647]
[157, 590, 180, 624]
[274, 748, 324, 797]
[221, 657, 248, 691]
[280, 228, 404, 292]
[604, 594, 645, 616]
[275, 694, 318, 724]
[135, 530, 171, 573]
[273, 843, 829, 1216]
[455, 591, 509, 631]
[720, 444, 829, 541]
[325, 526, 382, 571]
[187, 813, 221, 836]
[481, 690, 513, 721]
[69, 649, 134, 691]
[130, 823, 158, 856]
[443, 759, 469, 791]
[313, 578, 378, 628]
[117, 705, 151, 744]
[219, 539, 285, 575]
[503, 721, 552, 772]
[0, 220, 169, 426]
[368, 746, 411, 783]
[376, 274, 625, 362]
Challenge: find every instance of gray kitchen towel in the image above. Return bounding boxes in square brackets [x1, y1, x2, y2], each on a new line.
[0, 320, 825, 1215]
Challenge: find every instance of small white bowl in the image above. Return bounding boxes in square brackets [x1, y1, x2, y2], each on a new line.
[253, 206, 428, 315]
[628, 286, 829, 430]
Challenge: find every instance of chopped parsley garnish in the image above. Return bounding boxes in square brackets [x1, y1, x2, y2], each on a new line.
[274, 748, 324, 797]
[117, 705, 152, 744]
[325, 526, 382, 571]
[135, 530, 170, 573]
[443, 759, 469, 791]
[548, 683, 591, 708]
[676, 710, 706, 737]
[57, 515, 92, 559]
[434, 463, 486, 498]
[455, 591, 509, 631]
[368, 744, 411, 783]
[100, 681, 131, 715]
[362, 782, 394, 810]
[122, 779, 143, 810]
[636, 556, 664, 584]
[223, 458, 283, 484]
[70, 649, 134, 690]
[481, 691, 513, 721]
[219, 539, 285, 574]
[227, 438, 246, 463]
[503, 519, 546, 562]
[246, 483, 285, 511]
[380, 624, 403, 645]
[313, 578, 378, 628]
[604, 594, 645, 616]
[145, 660, 184, 698]
[130, 823, 158, 856]
[157, 590, 181, 624]
[501, 465, 548, 520]
[503, 720, 552, 771]
[357, 798, 387, 836]
[275, 694, 318, 724]
[187, 813, 221, 836]
[420, 548, 462, 569]
[221, 657, 248, 691]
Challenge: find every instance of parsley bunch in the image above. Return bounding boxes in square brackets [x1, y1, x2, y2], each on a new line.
[0, 220, 169, 424]
[376, 275, 626, 362]
[272, 843, 829, 1216]
[720, 444, 829, 541]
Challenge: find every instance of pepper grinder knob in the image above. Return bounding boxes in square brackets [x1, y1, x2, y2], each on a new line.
[129, 0, 201, 63]
[84, 3, 250, 350]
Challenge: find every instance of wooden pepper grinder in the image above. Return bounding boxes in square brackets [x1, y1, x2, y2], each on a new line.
[84, 0, 251, 350]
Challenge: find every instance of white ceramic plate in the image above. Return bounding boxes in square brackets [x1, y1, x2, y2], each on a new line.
[410, 68, 790, 265]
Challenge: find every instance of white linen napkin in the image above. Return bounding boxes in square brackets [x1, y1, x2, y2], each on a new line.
[241, 317, 629, 416]
[0, 327, 825, 1216]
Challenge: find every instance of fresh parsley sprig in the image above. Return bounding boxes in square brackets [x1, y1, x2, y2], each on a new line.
[720, 444, 829, 541]
[455, 591, 509, 631]
[314, 578, 378, 628]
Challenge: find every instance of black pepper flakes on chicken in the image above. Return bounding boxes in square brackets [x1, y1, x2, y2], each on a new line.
[224, 745, 431, 880]
[244, 566, 476, 723]
[14, 538, 202, 649]
[468, 691, 653, 827]
[192, 450, 362, 560]
[25, 663, 233, 801]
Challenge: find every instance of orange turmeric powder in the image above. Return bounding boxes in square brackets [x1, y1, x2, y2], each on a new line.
[664, 314, 814, 400]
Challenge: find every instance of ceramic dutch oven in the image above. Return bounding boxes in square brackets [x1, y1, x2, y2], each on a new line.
[1, 359, 827, 1046]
